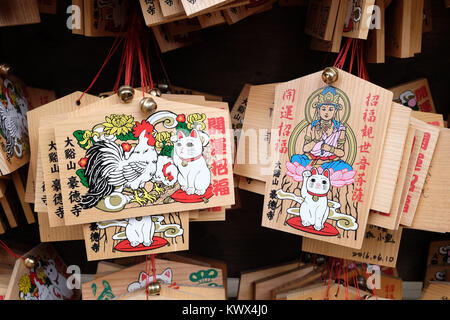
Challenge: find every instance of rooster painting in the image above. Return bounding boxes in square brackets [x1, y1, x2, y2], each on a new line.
[80, 120, 161, 209]
[0, 78, 29, 158]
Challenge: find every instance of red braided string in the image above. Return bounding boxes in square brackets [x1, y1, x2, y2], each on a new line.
[0, 239, 24, 261]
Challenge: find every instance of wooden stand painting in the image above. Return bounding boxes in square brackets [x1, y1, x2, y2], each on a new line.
[262, 69, 393, 249]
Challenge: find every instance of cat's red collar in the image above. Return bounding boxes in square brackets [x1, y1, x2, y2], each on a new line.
[307, 191, 327, 197]
[179, 154, 202, 162]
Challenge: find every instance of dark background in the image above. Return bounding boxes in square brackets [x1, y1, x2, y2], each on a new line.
[0, 1, 449, 281]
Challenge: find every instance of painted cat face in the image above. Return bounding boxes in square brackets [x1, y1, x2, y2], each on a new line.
[171, 129, 204, 159]
[307, 168, 330, 195]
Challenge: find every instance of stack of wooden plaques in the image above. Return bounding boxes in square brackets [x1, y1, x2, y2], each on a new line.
[233, 67, 450, 269]
[237, 258, 402, 300]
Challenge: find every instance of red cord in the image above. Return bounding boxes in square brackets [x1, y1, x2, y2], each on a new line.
[0, 239, 24, 261]
[325, 258, 335, 300]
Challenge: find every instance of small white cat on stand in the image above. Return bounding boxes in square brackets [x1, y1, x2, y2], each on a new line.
[300, 168, 331, 231]
[171, 128, 211, 196]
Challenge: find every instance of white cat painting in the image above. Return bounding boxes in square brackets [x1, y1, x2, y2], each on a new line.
[43, 259, 74, 299]
[171, 129, 211, 196]
[299, 168, 331, 231]
[127, 268, 173, 293]
[126, 216, 156, 248]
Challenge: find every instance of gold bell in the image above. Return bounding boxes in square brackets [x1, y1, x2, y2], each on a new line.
[24, 256, 37, 269]
[149, 88, 162, 97]
[146, 281, 161, 295]
[117, 85, 135, 103]
[139, 97, 157, 114]
[157, 83, 169, 93]
[0, 63, 11, 77]
[322, 67, 338, 85]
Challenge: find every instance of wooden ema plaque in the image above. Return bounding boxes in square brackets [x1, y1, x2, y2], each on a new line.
[342, 0, 375, 40]
[304, 0, 340, 41]
[390, 78, 437, 113]
[366, 0, 385, 63]
[0, 75, 31, 175]
[262, 69, 393, 249]
[83, 0, 126, 37]
[310, 0, 349, 53]
[5, 243, 80, 300]
[82, 258, 224, 300]
[302, 225, 403, 267]
[53, 93, 234, 226]
[82, 212, 189, 261]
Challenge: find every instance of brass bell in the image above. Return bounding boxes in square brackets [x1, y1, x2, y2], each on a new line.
[24, 256, 37, 269]
[146, 281, 161, 295]
[322, 67, 338, 85]
[149, 88, 162, 97]
[0, 63, 11, 77]
[139, 97, 157, 114]
[117, 85, 135, 103]
[157, 83, 169, 93]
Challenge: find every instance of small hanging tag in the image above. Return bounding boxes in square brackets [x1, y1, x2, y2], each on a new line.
[33, 149, 47, 212]
[222, 0, 274, 25]
[238, 176, 266, 195]
[83, 212, 189, 261]
[399, 117, 440, 226]
[0, 74, 31, 175]
[262, 69, 393, 249]
[139, 0, 187, 27]
[180, 0, 234, 17]
[390, 78, 437, 113]
[310, 0, 349, 53]
[302, 226, 404, 267]
[0, 0, 40, 27]
[342, 0, 375, 40]
[424, 265, 450, 288]
[4, 243, 80, 300]
[53, 93, 234, 226]
[81, 258, 224, 299]
[198, 10, 226, 28]
[83, 0, 126, 37]
[152, 25, 202, 53]
[160, 0, 187, 18]
[304, 0, 341, 41]
[426, 240, 450, 266]
[230, 84, 251, 144]
[36, 212, 84, 242]
[386, 0, 413, 58]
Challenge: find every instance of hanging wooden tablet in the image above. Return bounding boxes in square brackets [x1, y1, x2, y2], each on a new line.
[302, 226, 403, 267]
[82, 212, 188, 261]
[424, 266, 450, 287]
[427, 240, 450, 266]
[222, 1, 274, 25]
[140, 0, 187, 26]
[390, 78, 437, 113]
[37, 212, 84, 242]
[0, 75, 31, 175]
[262, 69, 393, 249]
[81, 258, 224, 299]
[25, 87, 56, 111]
[118, 283, 226, 300]
[237, 260, 303, 299]
[310, 0, 349, 53]
[0, 0, 41, 27]
[408, 128, 450, 233]
[282, 282, 371, 300]
[238, 176, 265, 194]
[5, 243, 80, 300]
[167, 18, 203, 36]
[272, 268, 323, 299]
[235, 83, 277, 181]
[342, 0, 375, 40]
[368, 125, 415, 229]
[409, 0, 424, 56]
[160, 0, 186, 18]
[421, 282, 450, 300]
[254, 265, 314, 300]
[230, 84, 251, 145]
[83, 0, 127, 37]
[305, 0, 341, 41]
[370, 103, 411, 214]
[11, 171, 35, 224]
[386, 0, 412, 58]
[54, 93, 234, 226]
[152, 25, 202, 53]
[189, 206, 226, 221]
[0, 180, 18, 229]
[198, 10, 226, 28]
[26, 92, 99, 204]
[366, 0, 385, 63]
[399, 118, 439, 227]
[181, 0, 234, 17]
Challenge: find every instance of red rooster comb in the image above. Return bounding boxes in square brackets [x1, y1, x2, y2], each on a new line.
[133, 120, 156, 146]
